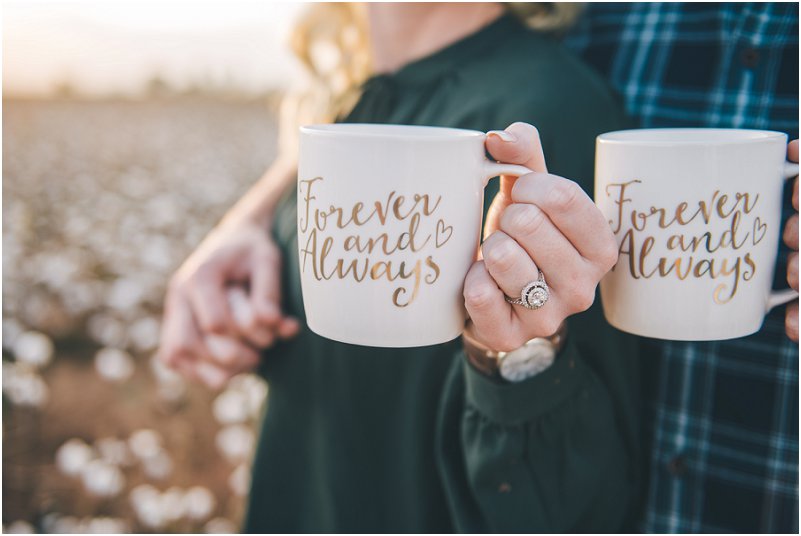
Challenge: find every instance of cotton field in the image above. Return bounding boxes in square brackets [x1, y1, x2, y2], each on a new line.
[3, 96, 281, 533]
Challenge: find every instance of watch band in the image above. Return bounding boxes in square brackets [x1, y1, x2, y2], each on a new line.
[462, 331, 500, 377]
[462, 322, 567, 378]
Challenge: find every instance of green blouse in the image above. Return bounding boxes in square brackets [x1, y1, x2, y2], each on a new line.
[245, 14, 642, 533]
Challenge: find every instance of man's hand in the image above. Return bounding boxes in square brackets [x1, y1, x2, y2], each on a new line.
[784, 140, 798, 341]
[158, 219, 300, 388]
[462, 123, 618, 352]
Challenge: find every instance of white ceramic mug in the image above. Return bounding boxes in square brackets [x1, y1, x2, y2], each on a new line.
[297, 124, 530, 347]
[595, 128, 799, 341]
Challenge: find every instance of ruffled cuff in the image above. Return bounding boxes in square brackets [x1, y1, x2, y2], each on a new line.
[462, 336, 591, 426]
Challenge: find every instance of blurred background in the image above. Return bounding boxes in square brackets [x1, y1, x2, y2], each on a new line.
[3, 1, 306, 532]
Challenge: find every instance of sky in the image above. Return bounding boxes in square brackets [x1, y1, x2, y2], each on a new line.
[3, 0, 306, 97]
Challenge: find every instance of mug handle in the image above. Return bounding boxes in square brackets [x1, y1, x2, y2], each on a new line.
[785, 162, 800, 180]
[767, 161, 801, 311]
[482, 161, 533, 186]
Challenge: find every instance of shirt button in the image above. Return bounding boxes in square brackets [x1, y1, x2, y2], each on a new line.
[741, 47, 760, 68]
[667, 455, 688, 476]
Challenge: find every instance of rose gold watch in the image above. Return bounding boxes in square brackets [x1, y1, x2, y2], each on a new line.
[462, 323, 567, 382]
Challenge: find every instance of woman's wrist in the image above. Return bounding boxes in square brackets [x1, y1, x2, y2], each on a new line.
[462, 322, 567, 381]
[220, 155, 297, 232]
[219, 203, 275, 232]
[462, 327, 499, 377]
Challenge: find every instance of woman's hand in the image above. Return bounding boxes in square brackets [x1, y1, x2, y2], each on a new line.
[463, 122, 618, 352]
[158, 218, 300, 388]
[784, 140, 798, 341]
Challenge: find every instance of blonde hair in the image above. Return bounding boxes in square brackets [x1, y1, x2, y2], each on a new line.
[505, 2, 583, 33]
[278, 3, 583, 156]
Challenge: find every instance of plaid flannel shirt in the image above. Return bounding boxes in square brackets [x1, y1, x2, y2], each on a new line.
[565, 3, 799, 532]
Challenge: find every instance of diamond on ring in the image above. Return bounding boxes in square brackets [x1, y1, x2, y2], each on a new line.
[504, 272, 549, 310]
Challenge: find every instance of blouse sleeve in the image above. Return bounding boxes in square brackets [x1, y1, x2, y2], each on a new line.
[435, 307, 642, 532]
[435, 43, 643, 531]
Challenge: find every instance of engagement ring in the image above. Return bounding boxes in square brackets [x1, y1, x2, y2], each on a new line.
[504, 272, 549, 310]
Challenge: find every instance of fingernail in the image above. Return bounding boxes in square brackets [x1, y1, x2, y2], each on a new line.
[196, 362, 226, 389]
[278, 317, 301, 339]
[205, 334, 237, 362]
[260, 302, 280, 319]
[487, 130, 516, 143]
[227, 287, 254, 328]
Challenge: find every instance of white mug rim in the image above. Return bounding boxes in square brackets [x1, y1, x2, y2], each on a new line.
[598, 128, 787, 146]
[300, 123, 484, 141]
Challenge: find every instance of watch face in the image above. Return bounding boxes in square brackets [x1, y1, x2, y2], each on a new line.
[499, 340, 556, 382]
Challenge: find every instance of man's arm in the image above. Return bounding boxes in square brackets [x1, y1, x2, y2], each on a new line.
[158, 155, 300, 388]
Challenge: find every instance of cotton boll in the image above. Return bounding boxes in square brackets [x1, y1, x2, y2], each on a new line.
[5, 520, 35, 533]
[52, 516, 80, 534]
[140, 236, 174, 271]
[42, 513, 80, 534]
[228, 464, 251, 497]
[129, 483, 159, 505]
[60, 281, 100, 316]
[84, 517, 129, 534]
[2, 361, 19, 389]
[20, 373, 49, 407]
[150, 356, 187, 403]
[132, 492, 166, 529]
[204, 517, 238, 534]
[34, 252, 81, 289]
[80, 459, 125, 498]
[94, 348, 135, 382]
[105, 278, 146, 311]
[2, 318, 24, 351]
[150, 355, 181, 384]
[129, 316, 160, 353]
[13, 330, 54, 368]
[215, 424, 255, 463]
[160, 487, 186, 522]
[18, 290, 72, 335]
[245, 382, 268, 417]
[182, 486, 216, 521]
[86, 314, 127, 347]
[4, 369, 50, 408]
[142, 450, 173, 480]
[212, 389, 249, 425]
[228, 373, 268, 418]
[95, 437, 133, 467]
[128, 429, 162, 460]
[244, 377, 267, 418]
[56, 438, 95, 477]
[71, 518, 89, 534]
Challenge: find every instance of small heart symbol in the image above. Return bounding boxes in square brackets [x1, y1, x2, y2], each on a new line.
[752, 217, 767, 245]
[435, 219, 453, 248]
